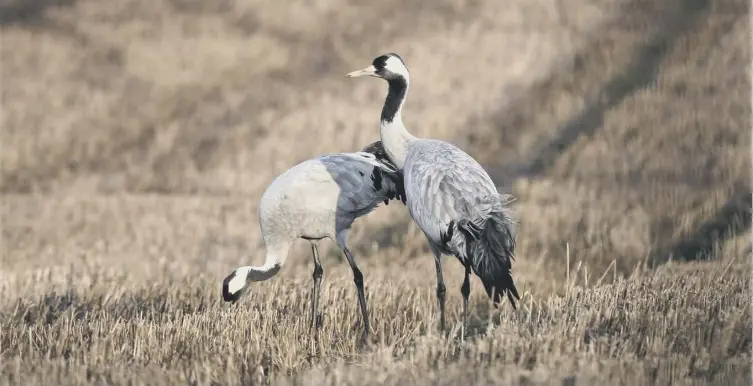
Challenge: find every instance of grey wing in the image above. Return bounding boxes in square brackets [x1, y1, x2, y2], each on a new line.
[404, 140, 498, 246]
[319, 154, 405, 217]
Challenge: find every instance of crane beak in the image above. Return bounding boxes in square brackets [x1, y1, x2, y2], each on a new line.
[345, 65, 377, 78]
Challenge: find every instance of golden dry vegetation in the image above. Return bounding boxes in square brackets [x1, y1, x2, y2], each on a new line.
[0, 0, 751, 384]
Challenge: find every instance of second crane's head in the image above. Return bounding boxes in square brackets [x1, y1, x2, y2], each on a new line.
[222, 267, 250, 304]
[345, 53, 409, 83]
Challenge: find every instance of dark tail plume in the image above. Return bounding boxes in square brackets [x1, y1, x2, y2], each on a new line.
[453, 195, 519, 309]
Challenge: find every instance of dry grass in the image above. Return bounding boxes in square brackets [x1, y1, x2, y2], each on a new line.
[0, 262, 750, 385]
[0, 0, 751, 384]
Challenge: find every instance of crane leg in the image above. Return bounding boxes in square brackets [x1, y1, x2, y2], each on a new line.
[343, 247, 369, 343]
[460, 258, 472, 342]
[430, 246, 447, 334]
[310, 242, 323, 354]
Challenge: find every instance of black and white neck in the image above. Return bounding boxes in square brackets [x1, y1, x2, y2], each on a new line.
[379, 73, 417, 170]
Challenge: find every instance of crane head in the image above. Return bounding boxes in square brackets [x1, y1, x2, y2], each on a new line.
[222, 268, 250, 303]
[345, 53, 409, 82]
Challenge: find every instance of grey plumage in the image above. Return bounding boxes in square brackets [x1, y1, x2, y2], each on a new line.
[404, 139, 519, 308]
[322, 143, 405, 222]
[221, 140, 405, 344]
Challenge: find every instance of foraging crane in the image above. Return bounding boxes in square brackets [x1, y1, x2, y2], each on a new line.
[221, 140, 406, 343]
[346, 53, 520, 336]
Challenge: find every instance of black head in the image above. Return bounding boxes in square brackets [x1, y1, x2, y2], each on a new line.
[222, 269, 249, 303]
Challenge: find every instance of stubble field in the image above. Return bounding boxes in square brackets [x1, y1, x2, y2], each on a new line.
[0, 0, 751, 384]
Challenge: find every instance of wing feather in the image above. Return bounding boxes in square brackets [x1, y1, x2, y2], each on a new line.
[404, 139, 520, 308]
[404, 140, 498, 245]
[318, 153, 405, 217]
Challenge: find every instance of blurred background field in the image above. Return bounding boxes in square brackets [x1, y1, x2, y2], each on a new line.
[0, 0, 750, 384]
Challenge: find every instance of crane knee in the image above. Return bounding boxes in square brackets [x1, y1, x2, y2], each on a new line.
[460, 279, 471, 299]
[352, 268, 364, 287]
[313, 264, 323, 280]
[436, 283, 446, 299]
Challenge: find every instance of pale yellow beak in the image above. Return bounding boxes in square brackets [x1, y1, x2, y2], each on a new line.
[345, 65, 377, 78]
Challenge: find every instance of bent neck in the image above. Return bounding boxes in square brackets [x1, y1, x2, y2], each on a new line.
[380, 76, 416, 169]
[239, 261, 281, 282]
[238, 243, 289, 282]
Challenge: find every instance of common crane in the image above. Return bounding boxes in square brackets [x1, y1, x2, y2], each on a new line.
[221, 141, 406, 344]
[346, 53, 520, 337]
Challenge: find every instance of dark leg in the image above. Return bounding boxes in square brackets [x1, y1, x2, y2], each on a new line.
[460, 258, 472, 341]
[343, 247, 369, 342]
[310, 243, 323, 352]
[431, 247, 447, 333]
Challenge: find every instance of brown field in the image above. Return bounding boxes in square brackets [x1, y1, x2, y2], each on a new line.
[0, 0, 751, 384]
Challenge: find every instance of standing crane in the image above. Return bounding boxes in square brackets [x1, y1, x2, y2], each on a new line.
[221, 140, 406, 345]
[346, 53, 520, 338]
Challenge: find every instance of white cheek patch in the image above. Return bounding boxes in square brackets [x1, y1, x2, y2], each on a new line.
[228, 271, 247, 294]
[384, 56, 409, 79]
